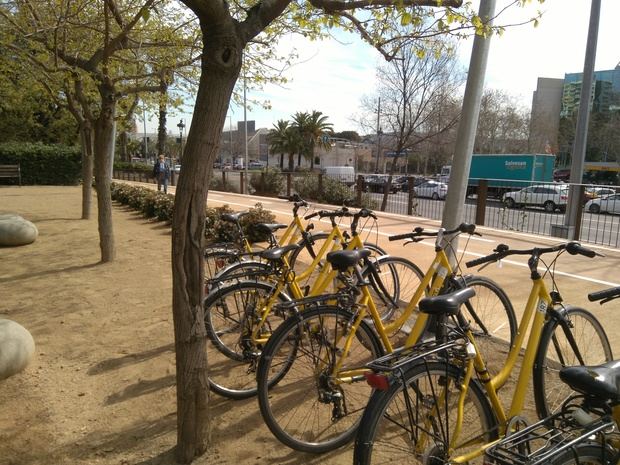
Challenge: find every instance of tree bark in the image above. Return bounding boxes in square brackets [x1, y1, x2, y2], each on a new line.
[171, 30, 241, 464]
[158, 95, 167, 156]
[93, 81, 117, 263]
[80, 122, 95, 220]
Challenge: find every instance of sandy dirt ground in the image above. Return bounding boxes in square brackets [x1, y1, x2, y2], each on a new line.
[1, 185, 617, 465]
[0, 186, 362, 465]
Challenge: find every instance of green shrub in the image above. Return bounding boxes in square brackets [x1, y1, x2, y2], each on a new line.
[0, 142, 81, 185]
[209, 175, 239, 193]
[204, 203, 276, 244]
[114, 161, 153, 173]
[249, 168, 284, 196]
[293, 174, 376, 208]
[110, 182, 175, 222]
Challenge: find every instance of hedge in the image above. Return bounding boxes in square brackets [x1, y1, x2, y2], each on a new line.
[111, 182, 276, 243]
[0, 142, 81, 185]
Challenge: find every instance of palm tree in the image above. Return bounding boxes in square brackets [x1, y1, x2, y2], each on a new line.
[305, 110, 333, 170]
[291, 112, 309, 169]
[268, 120, 300, 172]
[292, 111, 333, 170]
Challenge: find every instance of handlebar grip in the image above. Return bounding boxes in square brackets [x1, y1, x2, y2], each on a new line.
[466, 254, 497, 268]
[566, 242, 596, 258]
[459, 223, 476, 235]
[389, 233, 412, 242]
[277, 195, 292, 201]
[588, 286, 620, 302]
[304, 212, 319, 220]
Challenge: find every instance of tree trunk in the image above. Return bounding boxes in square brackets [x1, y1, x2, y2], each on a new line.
[118, 130, 129, 162]
[158, 96, 167, 156]
[80, 122, 95, 220]
[171, 32, 241, 464]
[380, 154, 400, 212]
[288, 153, 294, 172]
[93, 82, 117, 263]
[279, 153, 284, 169]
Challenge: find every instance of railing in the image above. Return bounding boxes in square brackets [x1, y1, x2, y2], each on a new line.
[113, 168, 620, 248]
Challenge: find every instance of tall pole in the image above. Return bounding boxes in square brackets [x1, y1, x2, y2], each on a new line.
[229, 115, 233, 164]
[563, 0, 601, 238]
[441, 0, 496, 255]
[375, 97, 381, 173]
[243, 54, 249, 182]
[142, 105, 148, 160]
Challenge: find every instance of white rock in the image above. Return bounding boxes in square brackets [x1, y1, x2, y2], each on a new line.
[0, 319, 35, 380]
[0, 216, 38, 246]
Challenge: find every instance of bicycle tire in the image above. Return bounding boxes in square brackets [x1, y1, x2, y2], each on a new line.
[205, 280, 291, 399]
[455, 275, 517, 375]
[365, 255, 426, 330]
[548, 444, 616, 465]
[208, 259, 272, 290]
[204, 248, 242, 282]
[256, 305, 385, 453]
[354, 360, 497, 465]
[533, 306, 613, 419]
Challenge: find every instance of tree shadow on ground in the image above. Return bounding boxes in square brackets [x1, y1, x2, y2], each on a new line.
[88, 344, 175, 375]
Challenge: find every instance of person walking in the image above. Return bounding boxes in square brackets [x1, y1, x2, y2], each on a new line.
[153, 154, 171, 193]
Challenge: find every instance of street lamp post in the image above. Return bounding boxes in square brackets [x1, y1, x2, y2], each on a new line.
[177, 119, 185, 162]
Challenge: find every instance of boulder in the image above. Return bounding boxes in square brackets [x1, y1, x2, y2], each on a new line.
[0, 319, 35, 380]
[0, 215, 38, 246]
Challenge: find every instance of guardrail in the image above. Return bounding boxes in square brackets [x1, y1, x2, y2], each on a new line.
[113, 168, 620, 248]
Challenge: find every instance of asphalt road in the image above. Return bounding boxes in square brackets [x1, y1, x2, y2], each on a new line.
[121, 180, 620, 353]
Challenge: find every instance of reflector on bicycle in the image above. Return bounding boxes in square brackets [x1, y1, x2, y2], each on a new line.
[364, 372, 390, 391]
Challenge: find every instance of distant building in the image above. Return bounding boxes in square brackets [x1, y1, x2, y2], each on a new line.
[530, 64, 620, 157]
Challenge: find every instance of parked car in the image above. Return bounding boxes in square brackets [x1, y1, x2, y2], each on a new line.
[503, 184, 569, 213]
[584, 187, 616, 201]
[415, 180, 448, 200]
[363, 175, 400, 193]
[393, 175, 426, 192]
[173, 164, 182, 174]
[248, 161, 266, 169]
[553, 168, 571, 182]
[222, 163, 232, 170]
[585, 194, 620, 214]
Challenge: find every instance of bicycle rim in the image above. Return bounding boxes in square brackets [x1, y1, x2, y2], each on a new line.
[257, 306, 384, 453]
[205, 281, 289, 399]
[533, 306, 613, 419]
[354, 361, 496, 465]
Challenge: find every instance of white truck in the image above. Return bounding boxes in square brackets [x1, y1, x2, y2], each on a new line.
[323, 166, 356, 186]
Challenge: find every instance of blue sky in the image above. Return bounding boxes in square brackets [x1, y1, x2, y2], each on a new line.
[153, 0, 619, 134]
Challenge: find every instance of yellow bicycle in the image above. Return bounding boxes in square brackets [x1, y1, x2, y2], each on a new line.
[255, 224, 517, 453]
[353, 241, 613, 465]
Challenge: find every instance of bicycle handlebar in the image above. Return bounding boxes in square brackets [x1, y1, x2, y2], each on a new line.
[388, 223, 477, 242]
[466, 241, 598, 269]
[588, 286, 620, 302]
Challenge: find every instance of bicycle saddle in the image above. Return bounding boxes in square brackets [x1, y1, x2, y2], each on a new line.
[259, 244, 300, 262]
[326, 249, 371, 272]
[418, 287, 476, 316]
[220, 211, 249, 223]
[253, 223, 288, 234]
[560, 360, 620, 402]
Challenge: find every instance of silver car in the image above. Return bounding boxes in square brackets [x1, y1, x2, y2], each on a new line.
[503, 184, 569, 213]
[415, 181, 448, 200]
[585, 194, 620, 214]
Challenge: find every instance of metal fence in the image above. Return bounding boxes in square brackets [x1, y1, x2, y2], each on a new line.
[113, 168, 620, 248]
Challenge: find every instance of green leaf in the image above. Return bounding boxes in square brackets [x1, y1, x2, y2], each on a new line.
[401, 12, 412, 26]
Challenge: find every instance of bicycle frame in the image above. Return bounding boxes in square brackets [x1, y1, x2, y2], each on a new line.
[328, 241, 460, 384]
[443, 277, 555, 463]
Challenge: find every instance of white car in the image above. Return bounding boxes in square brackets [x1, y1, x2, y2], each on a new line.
[415, 181, 448, 200]
[585, 194, 620, 214]
[503, 184, 569, 213]
[173, 164, 182, 173]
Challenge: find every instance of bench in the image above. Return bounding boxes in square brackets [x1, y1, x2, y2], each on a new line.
[0, 164, 21, 186]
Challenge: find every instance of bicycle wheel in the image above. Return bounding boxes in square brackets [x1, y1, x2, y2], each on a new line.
[204, 248, 242, 282]
[205, 280, 291, 399]
[456, 275, 517, 376]
[353, 361, 497, 465]
[256, 305, 384, 453]
[533, 306, 613, 419]
[549, 444, 616, 465]
[365, 255, 426, 331]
